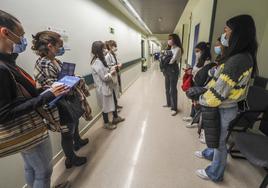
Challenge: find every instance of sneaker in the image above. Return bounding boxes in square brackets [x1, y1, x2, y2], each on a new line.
[182, 116, 192, 122]
[163, 104, 171, 108]
[186, 123, 198, 128]
[196, 169, 210, 180]
[112, 116, 125, 125]
[171, 110, 178, 116]
[194, 151, 204, 159]
[104, 123, 117, 130]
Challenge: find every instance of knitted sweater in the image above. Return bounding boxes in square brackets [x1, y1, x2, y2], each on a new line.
[199, 52, 253, 108]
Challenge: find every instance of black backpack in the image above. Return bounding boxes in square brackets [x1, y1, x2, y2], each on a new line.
[160, 50, 173, 70]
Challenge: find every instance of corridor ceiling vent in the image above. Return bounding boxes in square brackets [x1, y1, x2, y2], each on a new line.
[120, 0, 153, 34]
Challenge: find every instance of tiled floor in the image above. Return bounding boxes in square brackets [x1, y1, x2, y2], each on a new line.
[52, 63, 265, 188]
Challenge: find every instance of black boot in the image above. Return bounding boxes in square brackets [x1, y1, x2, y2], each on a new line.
[74, 138, 89, 151]
[65, 155, 87, 169]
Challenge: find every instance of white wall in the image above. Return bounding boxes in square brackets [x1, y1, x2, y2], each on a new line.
[2, 0, 142, 76]
[0, 0, 144, 187]
[174, 0, 214, 66]
[211, 0, 268, 77]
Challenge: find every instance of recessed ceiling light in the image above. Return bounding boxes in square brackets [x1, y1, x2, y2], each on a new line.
[158, 17, 163, 22]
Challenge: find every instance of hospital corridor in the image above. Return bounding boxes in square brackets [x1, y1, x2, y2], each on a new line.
[1, 0, 268, 188]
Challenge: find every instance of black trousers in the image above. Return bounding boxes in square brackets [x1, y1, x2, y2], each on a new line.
[102, 90, 118, 123]
[61, 119, 81, 159]
[164, 70, 179, 111]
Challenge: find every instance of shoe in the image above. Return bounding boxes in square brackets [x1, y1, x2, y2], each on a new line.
[194, 151, 204, 159]
[186, 123, 198, 128]
[54, 181, 71, 188]
[163, 104, 171, 108]
[65, 156, 87, 169]
[104, 123, 117, 130]
[74, 138, 89, 151]
[117, 105, 123, 109]
[182, 116, 192, 122]
[112, 116, 125, 125]
[196, 169, 210, 180]
[171, 110, 178, 116]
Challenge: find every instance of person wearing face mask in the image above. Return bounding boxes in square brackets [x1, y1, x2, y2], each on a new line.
[91, 41, 125, 129]
[195, 15, 258, 182]
[183, 42, 214, 129]
[32, 31, 88, 169]
[163, 33, 183, 116]
[105, 40, 124, 112]
[192, 42, 212, 79]
[0, 10, 70, 188]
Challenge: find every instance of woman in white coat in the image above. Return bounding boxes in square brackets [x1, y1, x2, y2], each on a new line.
[105, 40, 123, 111]
[91, 41, 125, 130]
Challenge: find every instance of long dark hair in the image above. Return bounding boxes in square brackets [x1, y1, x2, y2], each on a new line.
[91, 41, 108, 67]
[226, 14, 258, 76]
[168, 33, 184, 54]
[195, 42, 211, 68]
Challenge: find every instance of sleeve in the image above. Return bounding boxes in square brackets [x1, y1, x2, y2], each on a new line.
[0, 68, 56, 123]
[199, 59, 240, 107]
[94, 60, 113, 82]
[34, 60, 59, 87]
[105, 54, 116, 68]
[169, 47, 181, 64]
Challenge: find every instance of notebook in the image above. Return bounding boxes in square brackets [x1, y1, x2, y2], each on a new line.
[42, 76, 81, 107]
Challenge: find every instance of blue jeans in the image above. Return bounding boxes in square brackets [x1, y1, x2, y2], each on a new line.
[21, 138, 53, 188]
[204, 106, 238, 182]
[202, 148, 214, 161]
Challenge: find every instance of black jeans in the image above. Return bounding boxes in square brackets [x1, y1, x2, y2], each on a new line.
[61, 119, 81, 159]
[164, 69, 179, 111]
[102, 90, 118, 123]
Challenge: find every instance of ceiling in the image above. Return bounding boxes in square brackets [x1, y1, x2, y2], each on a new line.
[128, 0, 188, 34]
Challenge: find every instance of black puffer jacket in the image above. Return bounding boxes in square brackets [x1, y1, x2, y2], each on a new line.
[201, 106, 220, 148]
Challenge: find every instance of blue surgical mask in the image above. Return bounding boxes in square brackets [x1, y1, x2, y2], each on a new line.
[13, 37, 27, 54]
[221, 33, 229, 47]
[214, 46, 222, 55]
[56, 47, 65, 56]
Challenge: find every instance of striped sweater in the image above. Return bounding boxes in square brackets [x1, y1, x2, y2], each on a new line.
[200, 53, 253, 108]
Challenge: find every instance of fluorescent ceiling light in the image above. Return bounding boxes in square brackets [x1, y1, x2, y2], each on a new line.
[120, 0, 152, 34]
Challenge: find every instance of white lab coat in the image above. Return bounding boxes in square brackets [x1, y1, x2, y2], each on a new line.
[91, 58, 115, 113]
[105, 52, 120, 98]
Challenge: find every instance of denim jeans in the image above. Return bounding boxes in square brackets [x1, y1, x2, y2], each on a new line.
[21, 137, 53, 188]
[164, 71, 179, 111]
[205, 106, 238, 182]
[202, 148, 214, 161]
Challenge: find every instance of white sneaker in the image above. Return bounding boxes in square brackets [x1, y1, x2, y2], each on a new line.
[182, 116, 192, 122]
[199, 130, 206, 144]
[186, 123, 198, 128]
[196, 169, 210, 180]
[194, 151, 204, 159]
[171, 110, 178, 116]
